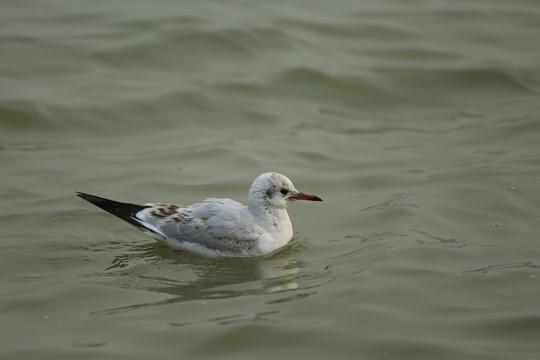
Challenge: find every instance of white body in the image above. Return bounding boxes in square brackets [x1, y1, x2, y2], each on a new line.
[127, 172, 321, 257]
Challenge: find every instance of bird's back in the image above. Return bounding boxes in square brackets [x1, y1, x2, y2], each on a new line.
[137, 198, 267, 256]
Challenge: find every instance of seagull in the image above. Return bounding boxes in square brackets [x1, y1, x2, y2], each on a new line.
[76, 172, 322, 257]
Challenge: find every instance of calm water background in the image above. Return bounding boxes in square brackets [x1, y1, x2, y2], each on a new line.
[1, 0, 540, 359]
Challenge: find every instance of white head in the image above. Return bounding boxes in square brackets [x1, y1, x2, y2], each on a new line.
[248, 172, 322, 211]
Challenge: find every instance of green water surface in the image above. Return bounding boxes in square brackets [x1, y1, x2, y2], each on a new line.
[1, 0, 540, 359]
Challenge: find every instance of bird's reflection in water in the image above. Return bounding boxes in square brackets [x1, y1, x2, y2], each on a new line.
[90, 240, 308, 316]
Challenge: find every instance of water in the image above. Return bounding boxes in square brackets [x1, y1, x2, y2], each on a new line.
[1, 0, 540, 359]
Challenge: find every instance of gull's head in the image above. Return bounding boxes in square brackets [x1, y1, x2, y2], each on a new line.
[248, 172, 322, 210]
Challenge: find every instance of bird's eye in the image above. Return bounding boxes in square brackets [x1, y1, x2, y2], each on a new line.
[280, 188, 288, 195]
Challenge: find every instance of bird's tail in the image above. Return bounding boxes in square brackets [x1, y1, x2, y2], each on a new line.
[76, 192, 150, 231]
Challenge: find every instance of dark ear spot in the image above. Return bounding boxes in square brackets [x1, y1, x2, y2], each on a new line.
[265, 189, 273, 198]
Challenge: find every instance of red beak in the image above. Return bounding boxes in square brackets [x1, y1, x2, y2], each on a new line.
[291, 192, 323, 201]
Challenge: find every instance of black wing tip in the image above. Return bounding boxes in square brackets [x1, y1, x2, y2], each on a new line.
[75, 191, 149, 224]
[76, 191, 157, 235]
[75, 191, 115, 206]
[75, 191, 90, 200]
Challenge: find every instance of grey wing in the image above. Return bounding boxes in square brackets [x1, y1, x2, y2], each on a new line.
[137, 199, 265, 255]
